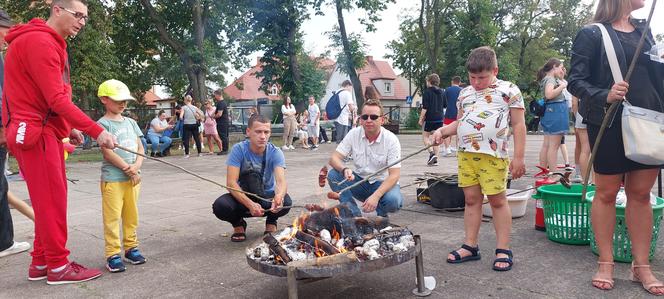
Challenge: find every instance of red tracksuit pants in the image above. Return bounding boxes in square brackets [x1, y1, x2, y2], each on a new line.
[9, 134, 70, 269]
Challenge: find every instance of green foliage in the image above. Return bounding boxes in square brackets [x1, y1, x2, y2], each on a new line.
[406, 107, 421, 129]
[327, 28, 367, 75]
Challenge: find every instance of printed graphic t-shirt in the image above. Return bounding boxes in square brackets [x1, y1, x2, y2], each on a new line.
[456, 79, 524, 158]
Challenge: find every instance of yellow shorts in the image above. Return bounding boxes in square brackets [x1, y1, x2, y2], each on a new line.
[457, 152, 509, 195]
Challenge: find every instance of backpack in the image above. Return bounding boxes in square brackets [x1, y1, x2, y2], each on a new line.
[325, 90, 347, 120]
[529, 98, 546, 117]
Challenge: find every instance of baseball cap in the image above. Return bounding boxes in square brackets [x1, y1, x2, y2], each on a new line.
[97, 79, 136, 101]
[0, 10, 13, 29]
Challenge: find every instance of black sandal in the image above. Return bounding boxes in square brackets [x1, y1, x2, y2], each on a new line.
[231, 220, 248, 242]
[447, 244, 481, 264]
[492, 249, 514, 271]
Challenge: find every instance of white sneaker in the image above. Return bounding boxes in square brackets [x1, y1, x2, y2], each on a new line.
[282, 145, 289, 151]
[289, 145, 295, 150]
[184, 154, 190, 158]
[446, 148, 453, 156]
[0, 241, 31, 258]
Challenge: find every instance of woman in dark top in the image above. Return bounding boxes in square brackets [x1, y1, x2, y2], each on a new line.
[568, 0, 664, 294]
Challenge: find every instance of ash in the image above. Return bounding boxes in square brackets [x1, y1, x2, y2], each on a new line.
[246, 204, 415, 265]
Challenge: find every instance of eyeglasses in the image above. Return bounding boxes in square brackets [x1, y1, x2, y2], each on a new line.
[360, 114, 380, 121]
[58, 6, 89, 22]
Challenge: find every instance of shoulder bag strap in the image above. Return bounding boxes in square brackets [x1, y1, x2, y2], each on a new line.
[593, 23, 631, 107]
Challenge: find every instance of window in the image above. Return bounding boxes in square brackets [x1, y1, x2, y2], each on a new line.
[384, 82, 392, 93]
[269, 84, 278, 96]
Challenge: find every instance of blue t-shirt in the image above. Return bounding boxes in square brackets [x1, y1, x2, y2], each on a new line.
[227, 140, 286, 193]
[444, 85, 462, 119]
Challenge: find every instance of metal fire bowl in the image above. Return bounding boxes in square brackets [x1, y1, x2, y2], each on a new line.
[246, 243, 417, 279]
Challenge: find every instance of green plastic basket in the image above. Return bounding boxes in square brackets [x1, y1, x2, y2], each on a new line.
[532, 184, 595, 245]
[585, 191, 664, 263]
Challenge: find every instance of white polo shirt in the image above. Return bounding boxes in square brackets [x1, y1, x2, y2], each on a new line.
[336, 126, 401, 183]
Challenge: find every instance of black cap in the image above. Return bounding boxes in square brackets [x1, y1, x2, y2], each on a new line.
[0, 10, 14, 29]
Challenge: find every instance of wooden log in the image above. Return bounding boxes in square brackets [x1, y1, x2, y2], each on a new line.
[263, 233, 291, 264]
[294, 230, 340, 255]
[287, 251, 359, 268]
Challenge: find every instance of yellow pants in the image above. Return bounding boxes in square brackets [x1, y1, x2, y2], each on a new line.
[101, 181, 141, 258]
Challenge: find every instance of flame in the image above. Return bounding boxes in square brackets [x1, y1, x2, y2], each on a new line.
[314, 240, 324, 257]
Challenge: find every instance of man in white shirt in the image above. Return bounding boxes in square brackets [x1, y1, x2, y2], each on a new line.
[334, 80, 356, 143]
[327, 99, 403, 217]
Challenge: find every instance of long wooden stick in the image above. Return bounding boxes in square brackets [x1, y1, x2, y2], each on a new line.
[582, 0, 658, 199]
[114, 145, 269, 201]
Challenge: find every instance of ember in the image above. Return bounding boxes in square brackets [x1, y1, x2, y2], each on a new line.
[246, 204, 415, 265]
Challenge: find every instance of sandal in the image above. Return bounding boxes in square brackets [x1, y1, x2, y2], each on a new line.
[631, 263, 664, 295]
[230, 219, 248, 242]
[447, 244, 481, 264]
[492, 249, 513, 271]
[591, 261, 614, 290]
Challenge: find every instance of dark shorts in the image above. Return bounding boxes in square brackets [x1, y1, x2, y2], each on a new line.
[423, 120, 443, 132]
[587, 119, 662, 175]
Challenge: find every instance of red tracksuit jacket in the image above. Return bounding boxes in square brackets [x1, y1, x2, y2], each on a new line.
[2, 18, 103, 140]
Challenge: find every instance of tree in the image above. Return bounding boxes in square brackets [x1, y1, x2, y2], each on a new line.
[331, 0, 394, 108]
[2, 1, 121, 111]
[418, 0, 456, 75]
[386, 19, 428, 96]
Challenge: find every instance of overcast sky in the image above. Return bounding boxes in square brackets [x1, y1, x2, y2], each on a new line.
[223, 0, 663, 81]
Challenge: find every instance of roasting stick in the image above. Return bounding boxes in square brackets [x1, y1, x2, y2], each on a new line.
[114, 145, 270, 201]
[329, 144, 435, 199]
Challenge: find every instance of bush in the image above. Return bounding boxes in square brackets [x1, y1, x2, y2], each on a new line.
[406, 108, 421, 129]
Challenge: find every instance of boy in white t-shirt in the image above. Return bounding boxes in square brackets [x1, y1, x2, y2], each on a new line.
[432, 46, 526, 272]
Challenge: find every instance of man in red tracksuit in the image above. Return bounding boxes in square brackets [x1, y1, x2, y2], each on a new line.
[2, 0, 115, 285]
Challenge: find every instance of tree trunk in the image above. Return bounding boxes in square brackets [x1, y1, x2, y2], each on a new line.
[140, 0, 208, 103]
[286, 2, 302, 98]
[335, 0, 364, 109]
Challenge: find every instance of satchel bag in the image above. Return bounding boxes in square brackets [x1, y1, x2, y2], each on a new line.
[595, 23, 664, 165]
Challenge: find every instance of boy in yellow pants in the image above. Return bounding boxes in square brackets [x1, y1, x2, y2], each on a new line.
[97, 80, 146, 273]
[432, 47, 526, 271]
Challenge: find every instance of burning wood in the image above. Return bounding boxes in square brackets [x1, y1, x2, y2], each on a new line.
[247, 204, 415, 266]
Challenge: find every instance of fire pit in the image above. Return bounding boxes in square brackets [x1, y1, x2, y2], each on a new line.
[246, 204, 434, 298]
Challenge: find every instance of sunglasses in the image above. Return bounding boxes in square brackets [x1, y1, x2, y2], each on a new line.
[59, 6, 89, 22]
[360, 114, 380, 121]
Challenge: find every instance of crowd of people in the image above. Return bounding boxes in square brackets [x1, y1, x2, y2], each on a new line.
[1, 0, 664, 296]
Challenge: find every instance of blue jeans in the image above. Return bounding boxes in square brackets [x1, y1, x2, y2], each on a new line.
[327, 168, 403, 217]
[146, 134, 172, 154]
[162, 120, 183, 138]
[140, 137, 148, 155]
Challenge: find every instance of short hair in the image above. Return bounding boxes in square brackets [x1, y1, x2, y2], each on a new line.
[364, 86, 380, 100]
[452, 76, 461, 84]
[214, 89, 223, 96]
[362, 98, 384, 115]
[466, 46, 498, 73]
[52, 0, 88, 9]
[184, 95, 193, 102]
[157, 109, 166, 116]
[426, 74, 440, 87]
[248, 113, 270, 128]
[341, 80, 353, 87]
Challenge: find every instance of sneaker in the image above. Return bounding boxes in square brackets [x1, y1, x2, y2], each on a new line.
[106, 255, 126, 273]
[289, 145, 295, 150]
[218, 151, 228, 155]
[28, 264, 47, 281]
[0, 241, 30, 258]
[150, 152, 155, 157]
[427, 153, 437, 166]
[184, 154, 190, 158]
[124, 248, 146, 265]
[429, 156, 438, 166]
[303, 145, 310, 149]
[446, 148, 453, 156]
[155, 152, 163, 157]
[197, 153, 202, 157]
[281, 145, 289, 151]
[46, 262, 102, 285]
[327, 140, 332, 144]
